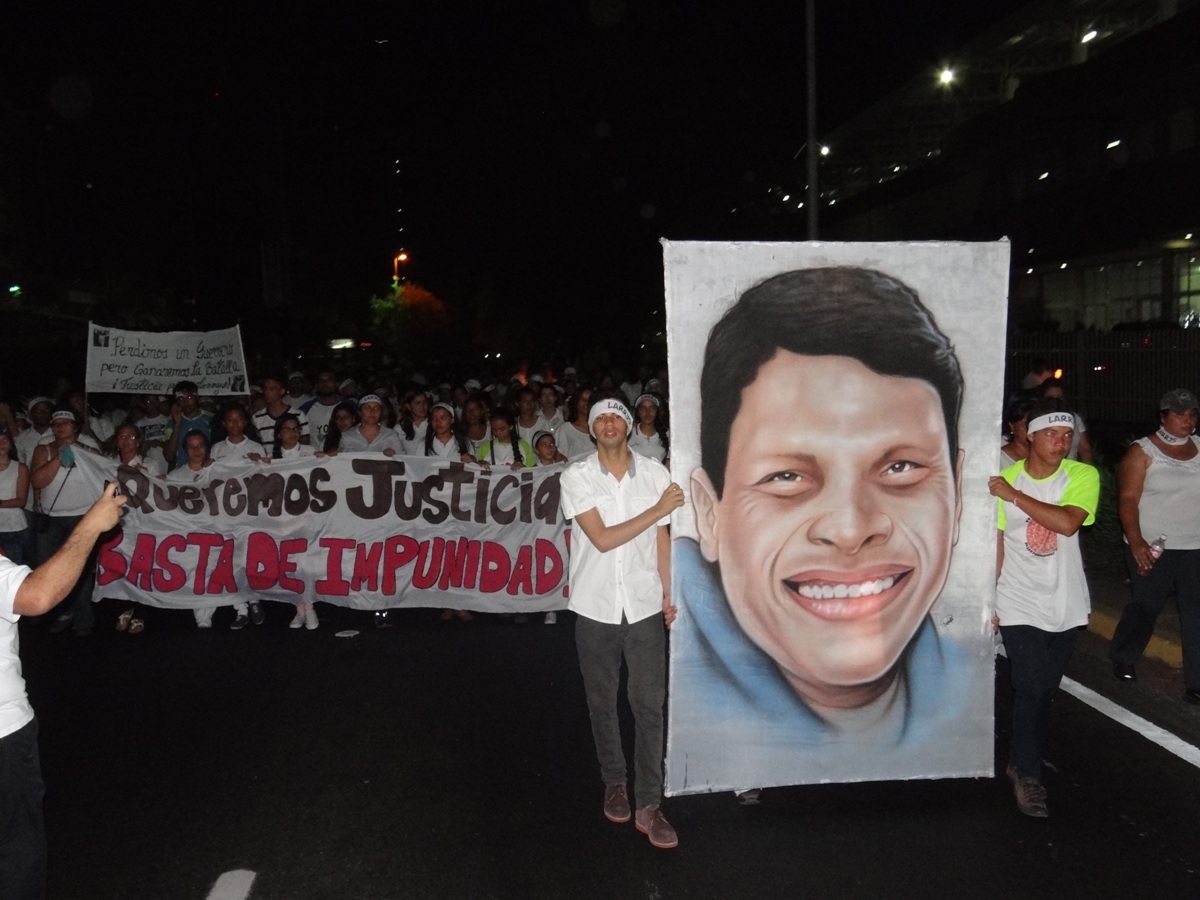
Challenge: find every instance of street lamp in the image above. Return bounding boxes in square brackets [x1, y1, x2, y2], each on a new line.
[393, 251, 409, 285]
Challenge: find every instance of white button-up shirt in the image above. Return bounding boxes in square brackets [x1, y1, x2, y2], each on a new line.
[559, 450, 670, 625]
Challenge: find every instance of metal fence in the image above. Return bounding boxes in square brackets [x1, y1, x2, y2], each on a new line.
[1007, 330, 1200, 425]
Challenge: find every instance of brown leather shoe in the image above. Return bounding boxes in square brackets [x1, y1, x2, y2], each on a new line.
[603, 784, 631, 823]
[635, 805, 678, 849]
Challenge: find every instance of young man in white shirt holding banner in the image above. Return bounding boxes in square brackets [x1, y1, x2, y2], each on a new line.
[559, 397, 684, 849]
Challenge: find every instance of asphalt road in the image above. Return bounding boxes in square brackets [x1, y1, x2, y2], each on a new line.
[21, 601, 1200, 899]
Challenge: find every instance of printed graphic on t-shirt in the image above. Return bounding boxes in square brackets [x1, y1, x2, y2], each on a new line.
[1025, 518, 1058, 557]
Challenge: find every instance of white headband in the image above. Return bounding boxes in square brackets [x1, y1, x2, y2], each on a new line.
[588, 399, 633, 436]
[1028, 412, 1074, 434]
[359, 393, 384, 408]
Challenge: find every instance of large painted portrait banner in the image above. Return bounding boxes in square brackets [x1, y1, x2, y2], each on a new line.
[663, 241, 1010, 794]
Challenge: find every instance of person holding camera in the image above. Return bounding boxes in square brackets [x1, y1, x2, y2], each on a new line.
[1, 484, 127, 898]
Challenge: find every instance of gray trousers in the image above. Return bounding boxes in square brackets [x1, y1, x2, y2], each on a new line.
[575, 611, 666, 809]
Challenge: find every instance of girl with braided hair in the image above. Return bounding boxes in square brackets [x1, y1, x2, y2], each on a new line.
[477, 407, 534, 470]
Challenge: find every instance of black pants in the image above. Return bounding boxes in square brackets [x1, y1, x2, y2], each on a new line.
[0, 718, 46, 900]
[575, 612, 666, 809]
[1111, 546, 1200, 689]
[1001, 624, 1081, 782]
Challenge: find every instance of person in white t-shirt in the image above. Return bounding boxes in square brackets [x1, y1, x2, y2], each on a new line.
[14, 399, 52, 469]
[0, 427, 29, 565]
[537, 384, 565, 432]
[553, 387, 595, 462]
[515, 386, 551, 446]
[269, 413, 316, 462]
[210, 407, 267, 462]
[423, 403, 472, 461]
[284, 372, 314, 409]
[531, 430, 566, 467]
[131, 394, 171, 472]
[461, 394, 492, 460]
[628, 393, 668, 464]
[300, 370, 343, 451]
[0, 484, 126, 900]
[990, 399, 1100, 818]
[396, 390, 430, 455]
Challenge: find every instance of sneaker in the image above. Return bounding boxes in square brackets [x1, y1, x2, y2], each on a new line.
[304, 605, 319, 630]
[1007, 765, 1048, 818]
[635, 805, 678, 849]
[127, 618, 144, 634]
[249, 601, 266, 626]
[544, 611, 557, 625]
[603, 784, 631, 824]
[196, 620, 212, 630]
[290, 610, 305, 629]
[230, 614, 249, 630]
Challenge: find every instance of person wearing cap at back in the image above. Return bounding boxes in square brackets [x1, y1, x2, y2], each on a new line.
[1109, 388, 1200, 699]
[558, 395, 685, 849]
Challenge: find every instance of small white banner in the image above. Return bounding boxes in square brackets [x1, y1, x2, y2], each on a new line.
[85, 322, 249, 395]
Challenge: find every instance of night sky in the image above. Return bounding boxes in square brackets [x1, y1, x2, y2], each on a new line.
[3, 1, 1028, 364]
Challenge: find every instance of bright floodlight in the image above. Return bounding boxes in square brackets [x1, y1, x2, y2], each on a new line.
[939, 68, 954, 85]
[1106, 139, 1121, 149]
[819, 145, 830, 156]
[1082, 30, 1097, 43]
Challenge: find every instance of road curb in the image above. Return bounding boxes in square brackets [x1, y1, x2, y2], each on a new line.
[1088, 608, 1183, 668]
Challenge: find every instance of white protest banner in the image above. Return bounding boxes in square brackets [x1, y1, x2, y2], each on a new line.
[71, 452, 569, 613]
[85, 322, 249, 395]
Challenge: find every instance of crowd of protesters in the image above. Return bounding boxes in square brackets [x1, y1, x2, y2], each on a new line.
[0, 361, 670, 635]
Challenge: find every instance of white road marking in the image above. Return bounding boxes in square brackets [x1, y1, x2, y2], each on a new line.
[207, 869, 256, 900]
[1061, 677, 1200, 769]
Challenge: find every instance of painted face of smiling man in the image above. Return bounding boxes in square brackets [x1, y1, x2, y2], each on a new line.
[691, 350, 963, 712]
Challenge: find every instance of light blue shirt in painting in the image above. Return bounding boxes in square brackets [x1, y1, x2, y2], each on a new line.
[667, 538, 990, 794]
